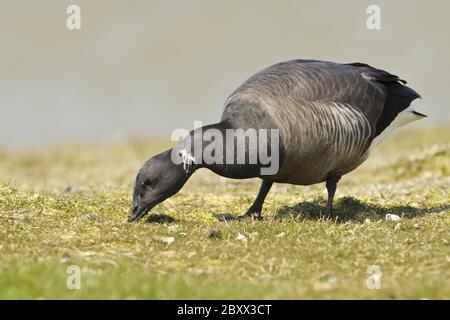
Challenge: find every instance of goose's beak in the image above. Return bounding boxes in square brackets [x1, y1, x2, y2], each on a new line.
[128, 203, 154, 222]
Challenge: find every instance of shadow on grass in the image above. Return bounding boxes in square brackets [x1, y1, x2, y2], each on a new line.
[275, 196, 450, 223]
[145, 214, 178, 224]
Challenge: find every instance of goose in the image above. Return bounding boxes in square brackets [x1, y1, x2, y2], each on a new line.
[129, 59, 425, 221]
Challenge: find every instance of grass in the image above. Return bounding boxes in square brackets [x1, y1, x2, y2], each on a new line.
[0, 126, 449, 299]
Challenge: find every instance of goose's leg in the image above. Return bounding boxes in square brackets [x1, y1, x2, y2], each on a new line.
[239, 180, 273, 220]
[324, 175, 341, 218]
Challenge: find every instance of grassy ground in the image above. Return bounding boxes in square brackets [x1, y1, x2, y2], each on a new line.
[0, 126, 449, 299]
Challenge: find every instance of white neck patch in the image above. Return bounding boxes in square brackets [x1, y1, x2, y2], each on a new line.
[179, 148, 196, 171]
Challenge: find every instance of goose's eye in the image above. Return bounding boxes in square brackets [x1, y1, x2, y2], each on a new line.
[142, 180, 152, 189]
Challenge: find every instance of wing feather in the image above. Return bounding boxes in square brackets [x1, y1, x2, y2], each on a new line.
[222, 59, 420, 139]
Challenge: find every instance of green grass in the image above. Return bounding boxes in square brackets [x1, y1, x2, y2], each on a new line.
[0, 126, 449, 299]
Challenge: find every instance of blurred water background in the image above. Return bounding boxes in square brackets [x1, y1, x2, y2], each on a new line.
[0, 0, 448, 148]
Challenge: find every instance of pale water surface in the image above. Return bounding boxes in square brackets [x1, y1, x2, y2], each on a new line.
[0, 0, 448, 147]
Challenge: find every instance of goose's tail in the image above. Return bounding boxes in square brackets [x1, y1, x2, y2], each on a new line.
[400, 105, 427, 127]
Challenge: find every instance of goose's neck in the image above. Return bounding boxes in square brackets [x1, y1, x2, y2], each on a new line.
[172, 121, 230, 174]
[171, 121, 280, 179]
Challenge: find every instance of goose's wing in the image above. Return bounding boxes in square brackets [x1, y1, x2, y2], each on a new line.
[344, 62, 421, 136]
[222, 60, 420, 137]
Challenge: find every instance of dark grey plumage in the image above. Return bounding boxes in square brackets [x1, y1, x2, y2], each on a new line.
[130, 59, 424, 221]
[221, 59, 421, 185]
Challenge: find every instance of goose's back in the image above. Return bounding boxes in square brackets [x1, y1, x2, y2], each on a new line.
[221, 60, 419, 184]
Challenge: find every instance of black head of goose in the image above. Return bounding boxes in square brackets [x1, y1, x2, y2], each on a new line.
[130, 59, 425, 221]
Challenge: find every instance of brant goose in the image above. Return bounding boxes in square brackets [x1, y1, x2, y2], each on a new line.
[130, 59, 425, 221]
